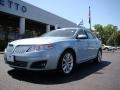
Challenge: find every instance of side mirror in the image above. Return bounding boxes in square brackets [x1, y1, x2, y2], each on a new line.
[77, 35, 87, 39]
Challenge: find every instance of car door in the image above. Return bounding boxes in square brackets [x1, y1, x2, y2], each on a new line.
[76, 29, 89, 63]
[85, 30, 98, 59]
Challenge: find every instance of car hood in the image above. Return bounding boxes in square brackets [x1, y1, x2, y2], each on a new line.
[9, 37, 70, 46]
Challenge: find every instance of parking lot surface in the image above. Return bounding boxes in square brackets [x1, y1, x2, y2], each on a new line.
[0, 51, 120, 90]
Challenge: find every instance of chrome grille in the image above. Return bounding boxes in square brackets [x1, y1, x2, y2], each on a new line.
[13, 45, 31, 54]
[7, 44, 14, 53]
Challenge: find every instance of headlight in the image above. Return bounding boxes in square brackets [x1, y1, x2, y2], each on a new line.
[27, 44, 54, 52]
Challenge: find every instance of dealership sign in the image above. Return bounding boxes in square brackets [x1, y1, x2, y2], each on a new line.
[0, 0, 27, 13]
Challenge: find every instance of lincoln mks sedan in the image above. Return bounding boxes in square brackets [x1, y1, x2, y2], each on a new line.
[4, 28, 102, 75]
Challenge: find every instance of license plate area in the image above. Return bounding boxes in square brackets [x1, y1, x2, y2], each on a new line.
[7, 55, 14, 62]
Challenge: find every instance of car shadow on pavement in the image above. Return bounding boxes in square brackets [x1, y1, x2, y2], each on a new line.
[8, 60, 111, 85]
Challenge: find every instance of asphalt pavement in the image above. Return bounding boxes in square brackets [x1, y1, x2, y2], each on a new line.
[0, 51, 120, 90]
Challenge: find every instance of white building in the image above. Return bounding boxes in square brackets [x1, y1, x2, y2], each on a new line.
[0, 0, 77, 40]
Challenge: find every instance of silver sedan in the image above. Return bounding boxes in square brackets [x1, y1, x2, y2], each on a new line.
[4, 28, 102, 75]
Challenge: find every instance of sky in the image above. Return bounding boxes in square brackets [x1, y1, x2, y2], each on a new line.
[22, 0, 120, 29]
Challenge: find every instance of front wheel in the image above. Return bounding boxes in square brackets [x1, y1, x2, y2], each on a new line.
[58, 50, 75, 75]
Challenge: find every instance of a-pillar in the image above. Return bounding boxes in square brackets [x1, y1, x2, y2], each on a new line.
[46, 24, 50, 32]
[19, 17, 25, 38]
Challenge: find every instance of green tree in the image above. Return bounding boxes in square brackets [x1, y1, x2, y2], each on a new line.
[107, 31, 120, 45]
[94, 24, 119, 45]
[94, 24, 105, 44]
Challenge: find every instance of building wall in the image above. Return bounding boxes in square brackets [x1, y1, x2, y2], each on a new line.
[0, 0, 77, 28]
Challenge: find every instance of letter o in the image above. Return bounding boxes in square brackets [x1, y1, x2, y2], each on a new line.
[21, 6, 27, 13]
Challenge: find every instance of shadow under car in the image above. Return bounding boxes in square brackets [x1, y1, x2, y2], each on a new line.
[8, 60, 111, 85]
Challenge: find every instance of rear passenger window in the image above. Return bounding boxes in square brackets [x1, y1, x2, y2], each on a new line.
[86, 31, 96, 39]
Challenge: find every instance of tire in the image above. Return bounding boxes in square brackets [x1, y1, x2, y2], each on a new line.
[58, 50, 75, 75]
[94, 50, 102, 63]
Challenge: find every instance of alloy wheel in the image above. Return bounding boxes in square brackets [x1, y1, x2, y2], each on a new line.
[61, 52, 74, 74]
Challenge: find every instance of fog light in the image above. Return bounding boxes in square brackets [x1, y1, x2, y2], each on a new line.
[30, 60, 47, 69]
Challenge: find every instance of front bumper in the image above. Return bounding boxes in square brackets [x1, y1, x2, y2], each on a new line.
[4, 50, 59, 70]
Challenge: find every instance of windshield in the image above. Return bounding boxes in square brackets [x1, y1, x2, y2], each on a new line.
[42, 29, 77, 37]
